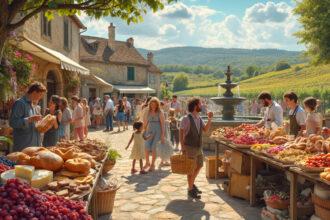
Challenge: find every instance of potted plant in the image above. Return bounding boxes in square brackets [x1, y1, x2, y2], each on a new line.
[103, 149, 121, 174]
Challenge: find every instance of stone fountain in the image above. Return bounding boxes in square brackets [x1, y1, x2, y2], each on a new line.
[211, 65, 246, 120]
[201, 66, 261, 151]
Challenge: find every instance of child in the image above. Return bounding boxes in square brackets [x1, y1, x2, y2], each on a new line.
[168, 108, 180, 151]
[126, 121, 150, 174]
[303, 97, 322, 136]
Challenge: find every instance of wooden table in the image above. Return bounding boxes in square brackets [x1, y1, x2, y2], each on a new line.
[213, 140, 330, 220]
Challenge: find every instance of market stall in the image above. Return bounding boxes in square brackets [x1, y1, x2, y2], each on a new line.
[0, 139, 116, 219]
[210, 124, 330, 220]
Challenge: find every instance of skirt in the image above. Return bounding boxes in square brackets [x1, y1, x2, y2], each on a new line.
[129, 144, 145, 160]
[117, 112, 125, 122]
[156, 139, 174, 161]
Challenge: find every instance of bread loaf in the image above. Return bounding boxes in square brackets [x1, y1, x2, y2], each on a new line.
[30, 150, 64, 171]
[22, 147, 48, 156]
[65, 158, 91, 173]
[6, 152, 30, 165]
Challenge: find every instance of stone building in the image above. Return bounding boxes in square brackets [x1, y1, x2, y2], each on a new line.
[80, 23, 162, 100]
[12, 13, 109, 108]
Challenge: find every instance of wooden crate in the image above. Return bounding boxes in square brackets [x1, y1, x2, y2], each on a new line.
[228, 171, 250, 201]
[205, 156, 223, 179]
[230, 151, 251, 175]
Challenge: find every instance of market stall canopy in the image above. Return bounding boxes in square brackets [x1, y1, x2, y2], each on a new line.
[15, 37, 89, 75]
[113, 85, 155, 94]
[82, 74, 113, 92]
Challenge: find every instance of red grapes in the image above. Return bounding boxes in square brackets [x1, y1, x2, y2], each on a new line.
[0, 179, 92, 220]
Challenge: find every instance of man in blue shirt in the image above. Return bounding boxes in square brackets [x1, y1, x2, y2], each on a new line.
[9, 81, 47, 151]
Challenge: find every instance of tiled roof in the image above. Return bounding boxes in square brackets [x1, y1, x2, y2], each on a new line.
[80, 35, 150, 66]
[148, 63, 162, 73]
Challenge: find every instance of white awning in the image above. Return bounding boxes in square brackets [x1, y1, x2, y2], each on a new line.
[113, 85, 156, 94]
[15, 37, 89, 75]
[92, 75, 113, 89]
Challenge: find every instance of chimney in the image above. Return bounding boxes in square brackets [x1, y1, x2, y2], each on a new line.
[126, 37, 134, 47]
[147, 52, 154, 63]
[108, 23, 115, 44]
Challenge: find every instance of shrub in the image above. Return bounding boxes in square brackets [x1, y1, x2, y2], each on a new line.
[173, 73, 189, 91]
[274, 61, 291, 71]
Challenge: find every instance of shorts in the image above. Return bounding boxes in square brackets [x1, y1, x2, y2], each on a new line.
[185, 146, 203, 168]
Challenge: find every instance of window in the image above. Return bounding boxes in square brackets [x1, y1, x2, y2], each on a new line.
[63, 18, 70, 50]
[127, 67, 135, 81]
[41, 13, 51, 38]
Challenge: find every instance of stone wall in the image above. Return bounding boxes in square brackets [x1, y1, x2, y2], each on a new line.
[22, 13, 80, 62]
[80, 61, 148, 85]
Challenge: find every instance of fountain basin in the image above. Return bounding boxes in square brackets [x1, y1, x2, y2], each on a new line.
[210, 97, 246, 106]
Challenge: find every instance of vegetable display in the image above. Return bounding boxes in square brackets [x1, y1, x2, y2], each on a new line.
[304, 154, 330, 168]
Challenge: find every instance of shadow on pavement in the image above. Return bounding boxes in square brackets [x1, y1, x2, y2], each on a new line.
[123, 169, 171, 192]
[166, 199, 210, 220]
[212, 183, 262, 220]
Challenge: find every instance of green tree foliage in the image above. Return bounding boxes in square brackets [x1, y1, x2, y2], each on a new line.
[173, 74, 189, 92]
[274, 61, 291, 71]
[246, 66, 257, 77]
[294, 0, 330, 64]
[0, 0, 174, 58]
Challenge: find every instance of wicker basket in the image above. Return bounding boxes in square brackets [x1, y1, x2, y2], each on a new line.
[95, 186, 119, 215]
[102, 160, 116, 175]
[312, 193, 330, 209]
[314, 204, 330, 220]
[265, 199, 290, 210]
[170, 154, 196, 175]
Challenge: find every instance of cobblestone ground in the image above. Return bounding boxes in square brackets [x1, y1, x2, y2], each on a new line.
[89, 127, 261, 220]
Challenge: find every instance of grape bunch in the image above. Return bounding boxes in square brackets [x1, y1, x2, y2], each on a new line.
[0, 156, 15, 167]
[0, 179, 92, 220]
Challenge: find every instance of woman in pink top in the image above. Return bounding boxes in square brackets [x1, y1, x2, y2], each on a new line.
[71, 96, 85, 140]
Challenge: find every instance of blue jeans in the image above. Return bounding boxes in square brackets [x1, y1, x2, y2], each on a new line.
[106, 113, 113, 130]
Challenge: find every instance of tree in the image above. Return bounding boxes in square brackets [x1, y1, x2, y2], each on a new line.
[0, 0, 173, 59]
[246, 66, 257, 78]
[294, 0, 330, 64]
[172, 73, 188, 92]
[274, 61, 291, 71]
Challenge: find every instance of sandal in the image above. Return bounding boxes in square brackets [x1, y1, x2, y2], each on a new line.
[131, 169, 138, 174]
[140, 170, 147, 174]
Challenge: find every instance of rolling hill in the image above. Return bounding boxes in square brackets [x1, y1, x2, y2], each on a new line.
[175, 64, 330, 99]
[138, 47, 305, 69]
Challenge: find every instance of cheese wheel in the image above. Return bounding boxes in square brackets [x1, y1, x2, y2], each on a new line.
[15, 165, 35, 180]
[0, 170, 27, 184]
[31, 170, 53, 189]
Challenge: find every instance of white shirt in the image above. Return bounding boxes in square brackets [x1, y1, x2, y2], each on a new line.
[125, 101, 131, 111]
[263, 101, 283, 129]
[104, 99, 114, 111]
[289, 105, 306, 126]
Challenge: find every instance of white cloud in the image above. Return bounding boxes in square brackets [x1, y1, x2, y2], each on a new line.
[78, 1, 303, 51]
[159, 24, 179, 36]
[158, 2, 193, 19]
[244, 2, 291, 23]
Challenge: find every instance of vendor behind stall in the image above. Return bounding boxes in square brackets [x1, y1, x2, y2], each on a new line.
[9, 81, 47, 151]
[257, 92, 283, 129]
[283, 92, 306, 136]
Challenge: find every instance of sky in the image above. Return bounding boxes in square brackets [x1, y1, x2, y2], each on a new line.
[79, 0, 304, 51]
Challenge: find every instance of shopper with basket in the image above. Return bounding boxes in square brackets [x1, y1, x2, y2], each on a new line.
[179, 98, 213, 199]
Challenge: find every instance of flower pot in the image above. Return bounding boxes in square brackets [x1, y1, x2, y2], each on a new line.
[103, 159, 116, 175]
